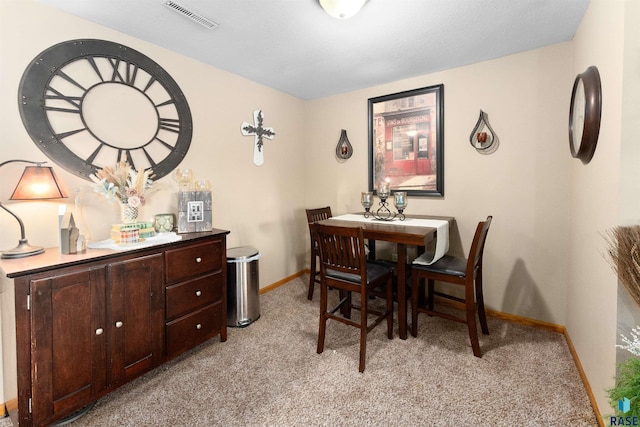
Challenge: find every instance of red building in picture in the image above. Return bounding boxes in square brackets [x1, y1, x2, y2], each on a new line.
[372, 92, 438, 192]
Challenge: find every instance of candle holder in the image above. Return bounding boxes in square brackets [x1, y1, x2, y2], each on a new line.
[362, 190, 407, 221]
[175, 168, 193, 191]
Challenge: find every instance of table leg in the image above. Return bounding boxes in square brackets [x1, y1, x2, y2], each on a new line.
[367, 239, 376, 260]
[397, 244, 407, 339]
[416, 245, 426, 308]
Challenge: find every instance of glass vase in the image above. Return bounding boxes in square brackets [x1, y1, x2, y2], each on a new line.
[120, 203, 139, 224]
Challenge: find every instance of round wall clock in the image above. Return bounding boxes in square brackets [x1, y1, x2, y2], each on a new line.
[569, 65, 602, 165]
[18, 39, 192, 180]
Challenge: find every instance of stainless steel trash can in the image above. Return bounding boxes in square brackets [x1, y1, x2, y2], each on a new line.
[226, 246, 261, 327]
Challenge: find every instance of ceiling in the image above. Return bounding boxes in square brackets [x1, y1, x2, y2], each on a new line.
[36, 0, 589, 100]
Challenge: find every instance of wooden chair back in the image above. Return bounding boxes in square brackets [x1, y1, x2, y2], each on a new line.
[466, 216, 492, 279]
[305, 207, 333, 300]
[306, 206, 333, 225]
[314, 223, 368, 289]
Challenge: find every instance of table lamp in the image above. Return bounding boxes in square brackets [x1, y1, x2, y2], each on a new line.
[1, 160, 67, 259]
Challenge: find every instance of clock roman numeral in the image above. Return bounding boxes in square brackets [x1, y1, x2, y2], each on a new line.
[156, 99, 176, 108]
[53, 69, 87, 92]
[85, 144, 104, 166]
[117, 149, 136, 170]
[44, 74, 84, 113]
[141, 148, 157, 168]
[44, 86, 82, 113]
[159, 118, 180, 133]
[54, 127, 88, 140]
[106, 58, 139, 86]
[125, 62, 139, 86]
[108, 58, 124, 83]
[143, 76, 157, 93]
[154, 137, 175, 151]
[86, 57, 105, 82]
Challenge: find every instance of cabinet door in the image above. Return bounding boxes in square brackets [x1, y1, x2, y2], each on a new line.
[30, 268, 107, 426]
[108, 253, 164, 385]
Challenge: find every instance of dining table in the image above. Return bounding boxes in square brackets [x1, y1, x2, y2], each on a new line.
[317, 213, 454, 339]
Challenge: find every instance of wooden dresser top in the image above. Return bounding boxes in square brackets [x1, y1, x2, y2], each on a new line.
[0, 229, 230, 278]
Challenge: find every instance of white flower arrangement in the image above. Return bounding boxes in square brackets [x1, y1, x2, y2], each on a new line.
[617, 325, 640, 356]
[90, 161, 154, 208]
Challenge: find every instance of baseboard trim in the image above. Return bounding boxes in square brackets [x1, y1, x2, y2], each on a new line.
[4, 398, 16, 419]
[561, 328, 604, 426]
[259, 270, 305, 295]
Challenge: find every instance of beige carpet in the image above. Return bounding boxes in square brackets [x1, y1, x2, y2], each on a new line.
[3, 275, 599, 426]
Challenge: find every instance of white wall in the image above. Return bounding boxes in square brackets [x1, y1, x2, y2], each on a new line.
[0, 0, 634, 419]
[306, 44, 574, 326]
[305, 2, 633, 416]
[566, 0, 627, 416]
[617, 0, 640, 364]
[0, 1, 308, 407]
[0, 0, 308, 289]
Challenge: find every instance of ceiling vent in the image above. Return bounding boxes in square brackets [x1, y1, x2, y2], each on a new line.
[163, 1, 218, 29]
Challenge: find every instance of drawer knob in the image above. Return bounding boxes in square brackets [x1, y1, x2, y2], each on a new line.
[196, 323, 202, 330]
[115, 321, 124, 328]
[195, 290, 202, 297]
[195, 257, 202, 263]
[95, 328, 104, 335]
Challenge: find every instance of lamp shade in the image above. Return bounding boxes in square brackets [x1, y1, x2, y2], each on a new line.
[10, 166, 67, 200]
[1, 160, 67, 259]
[319, 0, 367, 19]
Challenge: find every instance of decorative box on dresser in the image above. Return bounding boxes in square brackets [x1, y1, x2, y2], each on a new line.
[0, 229, 229, 426]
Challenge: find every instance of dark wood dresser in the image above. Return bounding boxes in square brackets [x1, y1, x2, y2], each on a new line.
[0, 229, 229, 426]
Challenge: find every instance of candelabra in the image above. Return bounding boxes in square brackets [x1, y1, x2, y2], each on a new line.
[361, 184, 407, 221]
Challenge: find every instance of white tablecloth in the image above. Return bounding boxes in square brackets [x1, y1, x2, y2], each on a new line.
[87, 232, 182, 251]
[331, 214, 449, 265]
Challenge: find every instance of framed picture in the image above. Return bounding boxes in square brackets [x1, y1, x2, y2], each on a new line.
[368, 84, 444, 197]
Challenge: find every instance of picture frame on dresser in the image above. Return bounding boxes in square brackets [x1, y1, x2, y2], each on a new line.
[368, 84, 445, 197]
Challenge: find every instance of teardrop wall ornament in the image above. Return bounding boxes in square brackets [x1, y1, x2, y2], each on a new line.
[469, 110, 499, 155]
[335, 129, 354, 160]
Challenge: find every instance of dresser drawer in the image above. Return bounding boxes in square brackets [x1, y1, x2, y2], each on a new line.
[166, 303, 223, 358]
[166, 273, 223, 320]
[165, 240, 223, 283]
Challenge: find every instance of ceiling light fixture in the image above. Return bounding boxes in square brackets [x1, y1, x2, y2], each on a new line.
[319, 0, 367, 19]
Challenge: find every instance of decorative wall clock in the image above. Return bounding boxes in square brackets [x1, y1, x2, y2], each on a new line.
[18, 39, 192, 180]
[569, 65, 602, 165]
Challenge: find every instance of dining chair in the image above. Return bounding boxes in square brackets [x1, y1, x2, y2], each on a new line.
[305, 206, 333, 300]
[410, 216, 492, 357]
[313, 223, 394, 372]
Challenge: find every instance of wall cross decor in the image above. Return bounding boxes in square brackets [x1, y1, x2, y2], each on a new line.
[241, 110, 276, 166]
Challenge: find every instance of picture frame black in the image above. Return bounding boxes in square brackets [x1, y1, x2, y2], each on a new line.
[368, 84, 444, 197]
